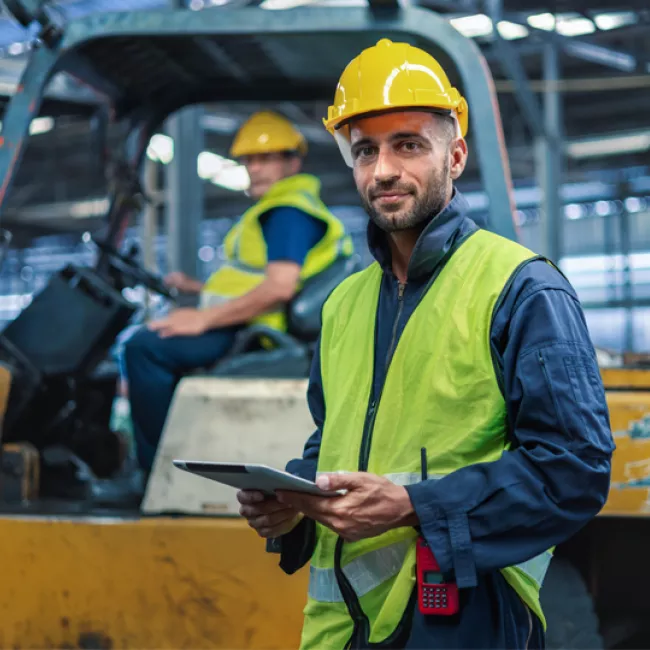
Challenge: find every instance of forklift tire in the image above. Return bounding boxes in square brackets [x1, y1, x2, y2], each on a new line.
[540, 557, 604, 650]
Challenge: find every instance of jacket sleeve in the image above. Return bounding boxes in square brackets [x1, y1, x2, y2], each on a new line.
[266, 335, 324, 572]
[405, 261, 615, 588]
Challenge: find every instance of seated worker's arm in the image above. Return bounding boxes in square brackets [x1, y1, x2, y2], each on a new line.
[201, 206, 327, 330]
[164, 271, 205, 294]
[272, 261, 614, 585]
[149, 207, 327, 337]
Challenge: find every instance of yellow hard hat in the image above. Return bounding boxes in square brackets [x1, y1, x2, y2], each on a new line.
[324, 38, 468, 140]
[230, 111, 308, 158]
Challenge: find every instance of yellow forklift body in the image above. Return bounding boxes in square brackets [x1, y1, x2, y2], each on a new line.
[599, 369, 650, 517]
[0, 516, 308, 649]
[0, 369, 647, 648]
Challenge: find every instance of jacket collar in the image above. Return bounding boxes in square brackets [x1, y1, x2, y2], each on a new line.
[367, 187, 475, 281]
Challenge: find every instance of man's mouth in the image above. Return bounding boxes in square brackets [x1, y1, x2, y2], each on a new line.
[372, 192, 411, 204]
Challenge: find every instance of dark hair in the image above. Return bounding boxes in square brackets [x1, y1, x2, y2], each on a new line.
[432, 112, 456, 143]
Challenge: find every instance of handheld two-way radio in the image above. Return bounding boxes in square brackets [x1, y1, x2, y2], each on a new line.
[416, 447, 460, 616]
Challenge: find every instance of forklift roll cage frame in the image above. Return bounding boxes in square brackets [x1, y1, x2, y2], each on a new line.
[0, 1, 518, 252]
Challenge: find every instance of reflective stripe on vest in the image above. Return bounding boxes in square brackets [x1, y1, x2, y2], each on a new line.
[309, 472, 553, 604]
[308, 543, 553, 604]
[309, 540, 412, 603]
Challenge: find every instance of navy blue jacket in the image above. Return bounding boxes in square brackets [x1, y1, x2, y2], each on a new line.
[273, 189, 614, 648]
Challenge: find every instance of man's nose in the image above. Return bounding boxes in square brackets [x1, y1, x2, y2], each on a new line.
[373, 148, 401, 184]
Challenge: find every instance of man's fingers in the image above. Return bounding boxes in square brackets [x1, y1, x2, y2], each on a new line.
[239, 500, 292, 518]
[147, 319, 166, 331]
[236, 490, 266, 505]
[275, 490, 320, 510]
[256, 513, 303, 539]
[276, 491, 339, 523]
[247, 507, 297, 531]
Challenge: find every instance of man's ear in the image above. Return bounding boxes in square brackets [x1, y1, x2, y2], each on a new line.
[289, 155, 303, 175]
[449, 138, 468, 181]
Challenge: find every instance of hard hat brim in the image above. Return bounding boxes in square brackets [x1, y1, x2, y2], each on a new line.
[230, 142, 308, 159]
[323, 104, 468, 140]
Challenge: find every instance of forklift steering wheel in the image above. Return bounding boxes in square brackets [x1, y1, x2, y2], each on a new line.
[93, 238, 178, 301]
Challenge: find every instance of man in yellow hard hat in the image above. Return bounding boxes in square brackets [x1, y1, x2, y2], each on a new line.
[124, 110, 353, 474]
[237, 40, 613, 648]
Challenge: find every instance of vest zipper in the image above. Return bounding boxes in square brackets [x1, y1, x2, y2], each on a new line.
[358, 281, 405, 472]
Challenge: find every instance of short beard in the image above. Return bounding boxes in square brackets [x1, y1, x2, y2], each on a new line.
[361, 158, 450, 233]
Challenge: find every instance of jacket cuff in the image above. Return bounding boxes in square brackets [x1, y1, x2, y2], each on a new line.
[265, 516, 316, 575]
[405, 482, 477, 588]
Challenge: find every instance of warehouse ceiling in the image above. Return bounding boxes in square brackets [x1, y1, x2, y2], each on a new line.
[0, 0, 648, 237]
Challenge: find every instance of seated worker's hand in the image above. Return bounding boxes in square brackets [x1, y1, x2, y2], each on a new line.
[163, 271, 198, 293]
[237, 489, 304, 538]
[147, 308, 210, 338]
[276, 473, 418, 543]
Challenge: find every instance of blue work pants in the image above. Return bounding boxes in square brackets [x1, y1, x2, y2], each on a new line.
[124, 326, 239, 471]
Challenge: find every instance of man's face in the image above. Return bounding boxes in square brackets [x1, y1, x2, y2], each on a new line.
[241, 152, 301, 200]
[349, 111, 466, 233]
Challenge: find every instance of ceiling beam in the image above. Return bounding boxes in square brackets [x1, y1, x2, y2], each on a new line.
[486, 0, 543, 138]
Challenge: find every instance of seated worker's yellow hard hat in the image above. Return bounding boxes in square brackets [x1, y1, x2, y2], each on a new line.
[230, 110, 308, 158]
[323, 39, 468, 165]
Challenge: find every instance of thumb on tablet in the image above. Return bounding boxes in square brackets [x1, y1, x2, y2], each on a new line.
[316, 472, 358, 492]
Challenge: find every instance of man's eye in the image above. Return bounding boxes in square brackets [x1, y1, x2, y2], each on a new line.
[356, 146, 376, 159]
[400, 141, 420, 152]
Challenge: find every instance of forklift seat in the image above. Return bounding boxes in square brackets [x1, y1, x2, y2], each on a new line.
[208, 254, 362, 379]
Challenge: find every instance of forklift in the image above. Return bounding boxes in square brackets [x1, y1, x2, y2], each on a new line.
[0, 0, 649, 647]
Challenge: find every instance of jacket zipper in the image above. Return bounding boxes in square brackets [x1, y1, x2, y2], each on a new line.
[358, 281, 405, 472]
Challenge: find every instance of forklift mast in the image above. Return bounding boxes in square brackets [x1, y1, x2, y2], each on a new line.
[0, 0, 520, 254]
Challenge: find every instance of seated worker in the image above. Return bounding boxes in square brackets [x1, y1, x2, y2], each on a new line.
[124, 110, 354, 474]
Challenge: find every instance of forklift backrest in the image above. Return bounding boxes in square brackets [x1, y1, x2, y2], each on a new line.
[287, 254, 362, 343]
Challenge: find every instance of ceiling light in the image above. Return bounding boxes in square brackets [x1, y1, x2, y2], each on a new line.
[7, 42, 25, 56]
[527, 13, 555, 31]
[595, 200, 611, 216]
[312, 0, 366, 5]
[197, 151, 250, 192]
[449, 14, 493, 38]
[147, 134, 174, 164]
[69, 198, 110, 218]
[260, 0, 310, 9]
[625, 197, 644, 213]
[564, 204, 584, 220]
[567, 131, 650, 159]
[29, 117, 54, 135]
[496, 21, 529, 40]
[594, 12, 637, 31]
[556, 16, 595, 37]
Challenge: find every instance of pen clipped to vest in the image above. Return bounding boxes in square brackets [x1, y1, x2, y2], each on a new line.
[416, 447, 460, 616]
